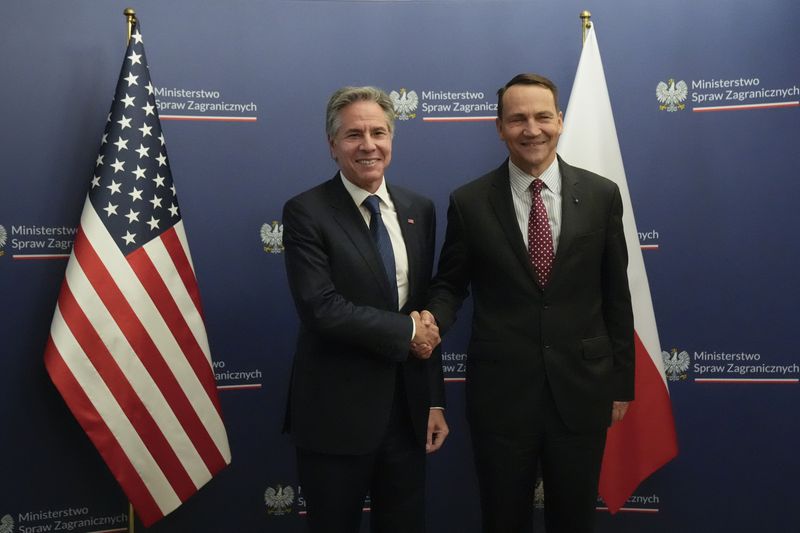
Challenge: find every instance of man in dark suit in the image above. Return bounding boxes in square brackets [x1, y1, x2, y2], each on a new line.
[424, 73, 634, 532]
[282, 86, 449, 533]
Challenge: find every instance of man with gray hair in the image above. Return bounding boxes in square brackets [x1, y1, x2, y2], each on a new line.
[282, 86, 448, 532]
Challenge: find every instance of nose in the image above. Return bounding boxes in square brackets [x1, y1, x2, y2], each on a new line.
[522, 119, 541, 137]
[360, 134, 376, 151]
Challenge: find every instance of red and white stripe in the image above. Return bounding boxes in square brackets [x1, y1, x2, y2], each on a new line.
[45, 197, 230, 525]
[559, 24, 678, 513]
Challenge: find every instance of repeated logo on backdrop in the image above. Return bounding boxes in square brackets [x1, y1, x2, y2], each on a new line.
[260, 221, 284, 254]
[264, 484, 295, 516]
[213, 358, 264, 391]
[662, 348, 691, 382]
[154, 86, 259, 122]
[0, 225, 7, 257]
[663, 347, 799, 382]
[597, 492, 662, 513]
[0, 514, 13, 533]
[442, 351, 467, 381]
[390, 88, 418, 120]
[390, 86, 497, 122]
[0, 508, 126, 532]
[657, 75, 799, 112]
[656, 79, 688, 112]
[0, 224, 76, 259]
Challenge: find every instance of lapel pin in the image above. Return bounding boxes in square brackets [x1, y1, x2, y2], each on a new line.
[407, 218, 415, 224]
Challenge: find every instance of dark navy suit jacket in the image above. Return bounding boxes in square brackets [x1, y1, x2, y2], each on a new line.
[283, 175, 445, 455]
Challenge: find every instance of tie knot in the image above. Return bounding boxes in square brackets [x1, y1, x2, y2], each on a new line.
[363, 195, 381, 215]
[531, 179, 545, 195]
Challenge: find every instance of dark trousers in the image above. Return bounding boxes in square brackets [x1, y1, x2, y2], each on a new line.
[471, 384, 607, 533]
[297, 374, 425, 533]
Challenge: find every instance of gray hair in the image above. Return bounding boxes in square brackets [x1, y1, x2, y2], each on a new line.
[325, 86, 396, 139]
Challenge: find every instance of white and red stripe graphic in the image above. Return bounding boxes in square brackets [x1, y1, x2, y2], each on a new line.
[44, 20, 230, 526]
[558, 24, 678, 513]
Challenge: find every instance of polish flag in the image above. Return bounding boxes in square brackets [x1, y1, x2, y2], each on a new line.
[558, 23, 678, 513]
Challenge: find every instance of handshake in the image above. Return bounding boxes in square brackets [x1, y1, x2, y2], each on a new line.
[410, 310, 439, 359]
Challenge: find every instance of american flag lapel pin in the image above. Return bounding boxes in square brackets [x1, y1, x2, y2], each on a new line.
[407, 218, 415, 224]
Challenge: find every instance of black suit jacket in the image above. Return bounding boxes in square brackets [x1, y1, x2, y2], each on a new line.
[283, 174, 445, 455]
[427, 157, 633, 434]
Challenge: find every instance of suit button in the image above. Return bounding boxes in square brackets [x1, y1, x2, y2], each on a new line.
[544, 345, 551, 349]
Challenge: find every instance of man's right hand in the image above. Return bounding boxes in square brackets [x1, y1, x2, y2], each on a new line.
[410, 310, 440, 359]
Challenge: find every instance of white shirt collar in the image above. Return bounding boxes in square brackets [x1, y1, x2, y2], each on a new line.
[508, 157, 561, 196]
[339, 172, 393, 208]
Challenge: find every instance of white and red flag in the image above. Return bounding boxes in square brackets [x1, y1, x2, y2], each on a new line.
[44, 19, 230, 526]
[558, 24, 678, 513]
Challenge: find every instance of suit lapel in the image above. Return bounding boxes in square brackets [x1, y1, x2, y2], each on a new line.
[487, 163, 541, 288]
[550, 157, 581, 285]
[390, 185, 421, 303]
[324, 176, 393, 300]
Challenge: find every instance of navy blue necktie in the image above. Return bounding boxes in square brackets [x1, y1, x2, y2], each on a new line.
[363, 195, 398, 309]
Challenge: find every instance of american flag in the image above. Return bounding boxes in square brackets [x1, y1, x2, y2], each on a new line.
[44, 20, 231, 526]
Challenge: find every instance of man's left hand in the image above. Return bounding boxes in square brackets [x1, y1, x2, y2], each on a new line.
[426, 409, 449, 454]
[611, 401, 630, 425]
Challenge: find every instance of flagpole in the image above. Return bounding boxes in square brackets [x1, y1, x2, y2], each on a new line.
[124, 8, 137, 533]
[580, 10, 592, 43]
[125, 7, 137, 45]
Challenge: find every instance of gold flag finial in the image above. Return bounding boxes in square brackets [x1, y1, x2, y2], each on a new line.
[580, 10, 592, 44]
[124, 8, 137, 45]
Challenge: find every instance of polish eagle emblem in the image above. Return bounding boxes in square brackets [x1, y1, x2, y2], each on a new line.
[656, 79, 688, 112]
[662, 348, 690, 381]
[260, 221, 284, 254]
[0, 514, 14, 533]
[390, 88, 418, 120]
[264, 484, 295, 515]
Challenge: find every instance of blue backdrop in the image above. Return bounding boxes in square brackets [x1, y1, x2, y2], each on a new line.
[2, 1, 799, 531]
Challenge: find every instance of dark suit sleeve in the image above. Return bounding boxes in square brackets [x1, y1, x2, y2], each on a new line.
[602, 187, 635, 401]
[426, 193, 472, 333]
[283, 196, 413, 362]
[420, 201, 446, 408]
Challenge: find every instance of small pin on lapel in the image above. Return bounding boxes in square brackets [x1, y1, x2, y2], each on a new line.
[407, 218, 415, 224]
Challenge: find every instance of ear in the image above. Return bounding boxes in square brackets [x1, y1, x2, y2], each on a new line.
[495, 117, 504, 140]
[557, 111, 564, 134]
[328, 136, 337, 160]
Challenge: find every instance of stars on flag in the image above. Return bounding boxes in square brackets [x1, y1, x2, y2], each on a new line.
[89, 29, 181, 253]
[107, 180, 122, 195]
[114, 137, 129, 151]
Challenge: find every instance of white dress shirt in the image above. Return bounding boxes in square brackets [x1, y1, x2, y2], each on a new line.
[508, 158, 563, 252]
[340, 173, 410, 311]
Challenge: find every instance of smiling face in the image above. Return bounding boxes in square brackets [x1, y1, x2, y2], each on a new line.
[329, 100, 393, 193]
[496, 83, 563, 177]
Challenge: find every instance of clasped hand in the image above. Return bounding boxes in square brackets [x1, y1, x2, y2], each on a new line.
[409, 310, 439, 359]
